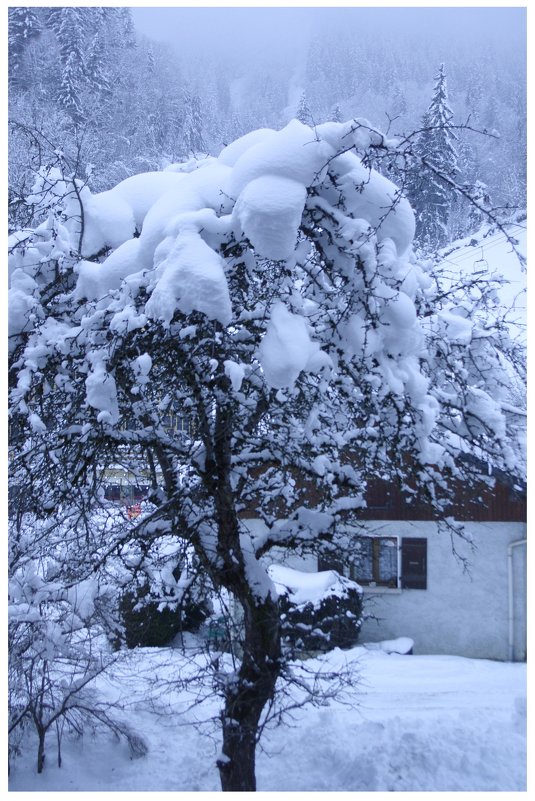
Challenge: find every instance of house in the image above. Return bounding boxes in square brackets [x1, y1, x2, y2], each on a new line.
[272, 470, 526, 662]
[102, 449, 526, 662]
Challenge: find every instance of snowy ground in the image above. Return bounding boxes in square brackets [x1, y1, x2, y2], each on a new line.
[8, 639, 526, 793]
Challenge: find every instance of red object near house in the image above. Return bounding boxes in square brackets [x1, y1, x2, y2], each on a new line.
[127, 503, 142, 519]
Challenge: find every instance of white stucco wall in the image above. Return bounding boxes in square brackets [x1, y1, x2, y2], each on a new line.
[355, 521, 526, 661]
[249, 518, 527, 661]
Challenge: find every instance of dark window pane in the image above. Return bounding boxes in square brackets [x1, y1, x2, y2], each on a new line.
[351, 537, 374, 583]
[366, 479, 391, 508]
[105, 484, 121, 501]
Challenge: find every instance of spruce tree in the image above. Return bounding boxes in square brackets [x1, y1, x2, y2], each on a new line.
[8, 7, 42, 87]
[55, 8, 88, 123]
[330, 103, 343, 123]
[181, 90, 206, 156]
[147, 45, 156, 76]
[296, 91, 314, 125]
[87, 32, 111, 100]
[406, 64, 459, 249]
[392, 85, 407, 118]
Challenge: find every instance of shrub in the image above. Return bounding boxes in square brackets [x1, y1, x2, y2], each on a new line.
[269, 566, 363, 656]
[119, 582, 212, 649]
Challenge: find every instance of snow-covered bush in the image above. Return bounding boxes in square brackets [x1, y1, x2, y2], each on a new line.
[7, 511, 144, 773]
[118, 580, 212, 649]
[270, 566, 363, 655]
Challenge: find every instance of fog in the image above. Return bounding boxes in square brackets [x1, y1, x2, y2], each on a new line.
[126, 5, 525, 211]
[131, 6, 526, 65]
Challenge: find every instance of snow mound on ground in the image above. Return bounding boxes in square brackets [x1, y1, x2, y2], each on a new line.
[363, 637, 414, 655]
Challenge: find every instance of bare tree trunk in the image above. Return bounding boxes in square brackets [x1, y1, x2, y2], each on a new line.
[37, 728, 45, 774]
[217, 596, 281, 792]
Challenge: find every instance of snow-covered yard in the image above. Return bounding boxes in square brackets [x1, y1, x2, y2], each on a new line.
[9, 641, 526, 792]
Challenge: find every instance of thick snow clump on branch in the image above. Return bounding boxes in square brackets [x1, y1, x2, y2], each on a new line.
[66, 117, 415, 314]
[259, 302, 333, 388]
[11, 115, 521, 478]
[10, 117, 421, 400]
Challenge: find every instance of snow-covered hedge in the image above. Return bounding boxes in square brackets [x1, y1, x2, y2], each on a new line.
[269, 566, 363, 655]
[118, 581, 212, 649]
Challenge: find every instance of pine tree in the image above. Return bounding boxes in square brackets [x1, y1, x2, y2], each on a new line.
[181, 90, 206, 156]
[118, 7, 137, 49]
[465, 65, 484, 119]
[147, 45, 156, 76]
[406, 64, 459, 249]
[330, 103, 343, 123]
[296, 92, 313, 126]
[87, 31, 111, 99]
[392, 85, 407, 118]
[8, 7, 42, 86]
[55, 8, 88, 123]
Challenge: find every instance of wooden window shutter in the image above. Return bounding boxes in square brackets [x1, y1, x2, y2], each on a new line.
[401, 538, 427, 589]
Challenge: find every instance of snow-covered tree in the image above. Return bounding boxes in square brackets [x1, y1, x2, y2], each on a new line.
[7, 499, 147, 772]
[8, 6, 42, 87]
[406, 64, 459, 249]
[8, 118, 524, 790]
[53, 8, 88, 122]
[86, 30, 111, 100]
[147, 44, 156, 76]
[296, 91, 314, 126]
[181, 90, 205, 157]
[330, 102, 343, 123]
[391, 85, 408, 119]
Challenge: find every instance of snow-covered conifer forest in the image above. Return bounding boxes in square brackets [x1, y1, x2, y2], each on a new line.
[8, 5, 526, 793]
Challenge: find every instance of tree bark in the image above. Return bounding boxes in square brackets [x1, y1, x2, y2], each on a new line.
[217, 595, 281, 792]
[207, 385, 282, 791]
[37, 729, 45, 774]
